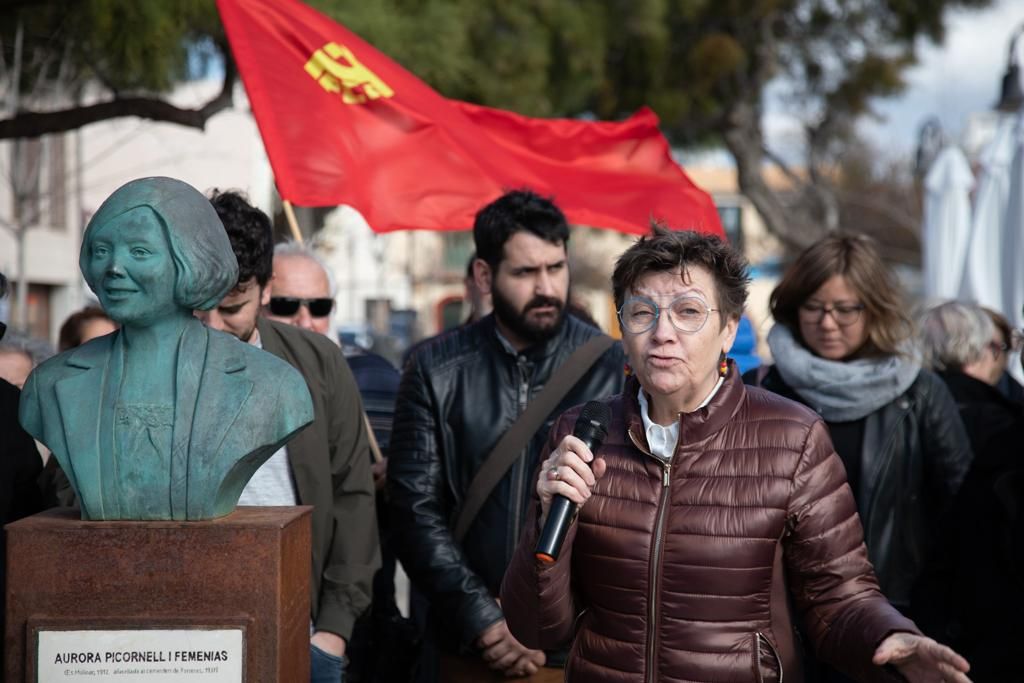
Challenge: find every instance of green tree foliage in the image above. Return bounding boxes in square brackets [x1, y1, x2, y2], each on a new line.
[2, 1, 220, 97]
[0, 1, 228, 137]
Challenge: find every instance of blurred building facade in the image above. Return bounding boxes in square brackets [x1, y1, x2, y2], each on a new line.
[0, 131, 84, 343]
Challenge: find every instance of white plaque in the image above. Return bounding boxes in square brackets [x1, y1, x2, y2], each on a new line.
[37, 629, 244, 682]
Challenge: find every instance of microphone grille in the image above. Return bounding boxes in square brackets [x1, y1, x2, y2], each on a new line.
[579, 400, 611, 430]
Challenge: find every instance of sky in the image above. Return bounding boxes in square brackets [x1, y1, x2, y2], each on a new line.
[858, 0, 1024, 157]
[684, 0, 1024, 169]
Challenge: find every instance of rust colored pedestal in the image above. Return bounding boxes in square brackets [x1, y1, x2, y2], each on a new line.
[5, 506, 311, 683]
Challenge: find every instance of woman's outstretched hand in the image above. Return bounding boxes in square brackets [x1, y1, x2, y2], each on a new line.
[873, 633, 971, 682]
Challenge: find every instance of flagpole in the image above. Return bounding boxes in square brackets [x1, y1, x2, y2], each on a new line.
[282, 199, 304, 244]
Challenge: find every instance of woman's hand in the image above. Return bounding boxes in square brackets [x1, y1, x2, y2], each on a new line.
[537, 434, 607, 524]
[873, 633, 971, 682]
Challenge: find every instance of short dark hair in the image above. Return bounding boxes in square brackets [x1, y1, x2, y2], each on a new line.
[58, 306, 115, 352]
[473, 190, 569, 267]
[208, 189, 274, 288]
[770, 233, 912, 357]
[612, 224, 749, 325]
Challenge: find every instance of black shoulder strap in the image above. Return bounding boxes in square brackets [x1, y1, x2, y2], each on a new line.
[452, 334, 616, 542]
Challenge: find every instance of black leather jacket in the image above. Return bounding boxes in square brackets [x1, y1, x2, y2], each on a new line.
[388, 314, 625, 649]
[747, 366, 972, 608]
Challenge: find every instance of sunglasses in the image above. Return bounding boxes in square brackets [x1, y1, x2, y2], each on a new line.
[268, 297, 334, 318]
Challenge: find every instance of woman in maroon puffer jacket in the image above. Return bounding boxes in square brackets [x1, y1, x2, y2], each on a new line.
[500, 226, 971, 683]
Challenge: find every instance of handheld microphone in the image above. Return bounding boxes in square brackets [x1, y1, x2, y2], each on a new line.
[535, 401, 611, 564]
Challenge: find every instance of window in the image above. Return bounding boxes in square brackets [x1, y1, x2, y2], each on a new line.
[9, 134, 67, 229]
[442, 232, 474, 275]
[11, 138, 42, 225]
[46, 134, 67, 229]
[437, 296, 465, 331]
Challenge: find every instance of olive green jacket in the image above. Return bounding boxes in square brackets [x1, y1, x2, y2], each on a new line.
[257, 318, 380, 640]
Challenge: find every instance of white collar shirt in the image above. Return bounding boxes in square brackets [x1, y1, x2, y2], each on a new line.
[637, 376, 725, 461]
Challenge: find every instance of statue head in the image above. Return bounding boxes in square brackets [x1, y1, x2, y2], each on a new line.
[81, 177, 238, 324]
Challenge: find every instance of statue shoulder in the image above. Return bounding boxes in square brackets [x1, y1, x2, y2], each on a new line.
[206, 327, 294, 376]
[27, 334, 114, 388]
[206, 327, 313, 419]
[18, 335, 113, 441]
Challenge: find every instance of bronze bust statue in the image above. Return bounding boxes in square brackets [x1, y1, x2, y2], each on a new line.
[20, 177, 314, 520]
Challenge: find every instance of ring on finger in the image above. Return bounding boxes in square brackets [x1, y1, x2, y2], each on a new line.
[548, 465, 560, 480]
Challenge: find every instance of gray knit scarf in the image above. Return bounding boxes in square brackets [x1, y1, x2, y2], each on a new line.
[766, 324, 920, 422]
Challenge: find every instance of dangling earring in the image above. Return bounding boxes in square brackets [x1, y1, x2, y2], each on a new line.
[718, 351, 728, 377]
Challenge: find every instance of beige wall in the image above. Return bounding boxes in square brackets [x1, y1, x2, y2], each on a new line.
[0, 79, 273, 345]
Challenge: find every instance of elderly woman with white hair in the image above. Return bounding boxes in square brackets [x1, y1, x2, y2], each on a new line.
[919, 301, 1024, 455]
[915, 303, 1024, 678]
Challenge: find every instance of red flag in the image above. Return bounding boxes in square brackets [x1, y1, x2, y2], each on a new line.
[217, 0, 723, 236]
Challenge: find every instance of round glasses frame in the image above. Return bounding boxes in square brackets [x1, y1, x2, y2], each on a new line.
[798, 302, 865, 327]
[988, 338, 1015, 357]
[617, 295, 719, 335]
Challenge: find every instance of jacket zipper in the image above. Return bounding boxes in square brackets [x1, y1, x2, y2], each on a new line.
[865, 405, 910, 543]
[631, 427, 671, 683]
[509, 357, 531, 556]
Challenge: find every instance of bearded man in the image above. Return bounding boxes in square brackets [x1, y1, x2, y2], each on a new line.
[388, 190, 625, 681]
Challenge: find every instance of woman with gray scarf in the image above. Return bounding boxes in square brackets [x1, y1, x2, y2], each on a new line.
[745, 235, 972, 677]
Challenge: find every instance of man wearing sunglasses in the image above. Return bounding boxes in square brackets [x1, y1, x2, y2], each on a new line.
[264, 242, 337, 337]
[263, 240, 413, 682]
[199, 191, 379, 683]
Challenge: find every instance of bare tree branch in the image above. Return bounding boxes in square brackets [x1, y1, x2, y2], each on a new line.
[761, 146, 805, 188]
[0, 58, 236, 140]
[837, 188, 921, 236]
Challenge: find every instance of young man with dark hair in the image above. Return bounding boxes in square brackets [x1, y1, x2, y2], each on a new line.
[388, 189, 625, 681]
[197, 191, 379, 683]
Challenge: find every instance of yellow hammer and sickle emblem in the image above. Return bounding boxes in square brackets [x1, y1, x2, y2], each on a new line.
[304, 42, 394, 104]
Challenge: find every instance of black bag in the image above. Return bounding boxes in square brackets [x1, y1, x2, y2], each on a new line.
[346, 606, 421, 683]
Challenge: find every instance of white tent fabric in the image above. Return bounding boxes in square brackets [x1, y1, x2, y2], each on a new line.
[959, 114, 1019, 311]
[1002, 116, 1024, 383]
[922, 145, 974, 301]
[951, 113, 1024, 384]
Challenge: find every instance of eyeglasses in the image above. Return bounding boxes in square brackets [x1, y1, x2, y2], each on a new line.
[988, 340, 1010, 357]
[617, 295, 718, 335]
[268, 297, 334, 318]
[798, 302, 865, 327]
